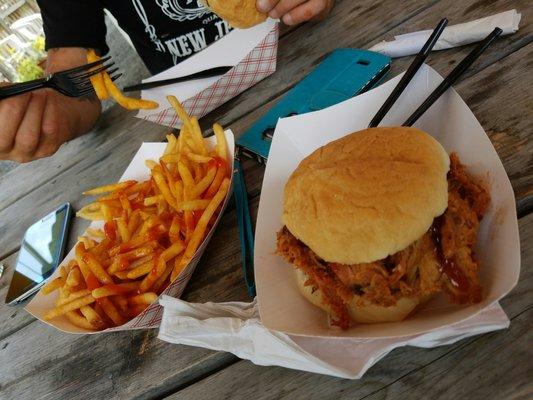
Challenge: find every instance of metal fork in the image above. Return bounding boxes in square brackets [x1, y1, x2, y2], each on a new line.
[0, 56, 121, 100]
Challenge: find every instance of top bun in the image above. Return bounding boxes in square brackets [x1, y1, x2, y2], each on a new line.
[204, 0, 267, 29]
[282, 127, 450, 265]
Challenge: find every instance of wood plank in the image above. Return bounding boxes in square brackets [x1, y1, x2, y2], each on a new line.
[0, 252, 35, 341]
[165, 213, 533, 400]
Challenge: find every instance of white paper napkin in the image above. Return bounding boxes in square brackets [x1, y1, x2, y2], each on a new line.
[369, 10, 521, 58]
[158, 296, 509, 379]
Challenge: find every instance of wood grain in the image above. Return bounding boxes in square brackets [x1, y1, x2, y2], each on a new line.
[0, 1, 530, 398]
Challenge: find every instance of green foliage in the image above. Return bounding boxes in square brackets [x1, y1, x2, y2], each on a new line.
[16, 56, 44, 81]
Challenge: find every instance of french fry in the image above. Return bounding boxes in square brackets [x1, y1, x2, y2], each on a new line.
[113, 270, 130, 280]
[76, 244, 101, 291]
[153, 262, 174, 293]
[153, 169, 178, 211]
[127, 254, 153, 271]
[169, 215, 181, 243]
[160, 154, 180, 164]
[118, 193, 132, 217]
[171, 178, 230, 281]
[204, 160, 227, 199]
[76, 209, 104, 221]
[164, 134, 178, 155]
[161, 241, 185, 262]
[179, 199, 211, 211]
[80, 305, 107, 330]
[57, 289, 92, 306]
[103, 72, 159, 110]
[41, 276, 66, 295]
[190, 117, 208, 156]
[66, 267, 82, 288]
[83, 251, 114, 285]
[213, 123, 228, 161]
[167, 95, 192, 132]
[117, 217, 130, 243]
[187, 153, 212, 164]
[92, 282, 139, 298]
[144, 195, 163, 206]
[121, 243, 157, 260]
[43, 294, 95, 320]
[127, 210, 142, 236]
[66, 311, 97, 330]
[83, 180, 137, 196]
[174, 180, 184, 203]
[98, 297, 124, 326]
[139, 255, 166, 293]
[126, 260, 154, 279]
[86, 49, 109, 100]
[128, 292, 158, 306]
[190, 164, 217, 199]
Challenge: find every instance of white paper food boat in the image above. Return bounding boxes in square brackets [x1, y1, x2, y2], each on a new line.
[255, 64, 520, 339]
[26, 131, 235, 334]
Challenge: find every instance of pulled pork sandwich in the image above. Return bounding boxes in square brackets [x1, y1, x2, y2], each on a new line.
[277, 127, 490, 329]
[203, 0, 267, 29]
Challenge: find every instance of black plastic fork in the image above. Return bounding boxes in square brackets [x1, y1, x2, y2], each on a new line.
[0, 56, 120, 100]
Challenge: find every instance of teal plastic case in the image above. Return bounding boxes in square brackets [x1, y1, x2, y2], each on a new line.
[236, 49, 391, 163]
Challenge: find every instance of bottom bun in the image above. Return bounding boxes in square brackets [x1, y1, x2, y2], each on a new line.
[294, 269, 424, 324]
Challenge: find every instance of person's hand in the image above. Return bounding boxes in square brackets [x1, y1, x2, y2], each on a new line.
[0, 47, 101, 163]
[257, 0, 334, 25]
[0, 88, 77, 162]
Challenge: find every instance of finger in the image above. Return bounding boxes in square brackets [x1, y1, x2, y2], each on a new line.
[0, 92, 32, 154]
[12, 90, 47, 160]
[34, 93, 64, 159]
[282, 0, 328, 25]
[256, 0, 280, 13]
[269, 0, 307, 19]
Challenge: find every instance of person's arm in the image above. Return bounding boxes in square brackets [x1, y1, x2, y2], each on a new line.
[257, 0, 334, 25]
[0, 47, 101, 162]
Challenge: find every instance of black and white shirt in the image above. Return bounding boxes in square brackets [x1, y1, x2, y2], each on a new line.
[37, 0, 233, 74]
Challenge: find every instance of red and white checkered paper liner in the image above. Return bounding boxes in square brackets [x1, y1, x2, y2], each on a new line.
[142, 25, 279, 128]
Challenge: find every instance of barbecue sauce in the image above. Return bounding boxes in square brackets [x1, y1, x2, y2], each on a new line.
[431, 217, 470, 293]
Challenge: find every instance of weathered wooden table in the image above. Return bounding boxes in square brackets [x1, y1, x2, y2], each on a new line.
[0, 1, 531, 399]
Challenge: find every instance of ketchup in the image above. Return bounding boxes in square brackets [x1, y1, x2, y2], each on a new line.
[104, 222, 117, 241]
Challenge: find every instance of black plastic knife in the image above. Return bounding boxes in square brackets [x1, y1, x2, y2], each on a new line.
[123, 65, 234, 92]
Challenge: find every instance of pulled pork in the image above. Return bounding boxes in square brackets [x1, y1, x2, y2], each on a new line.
[277, 153, 490, 329]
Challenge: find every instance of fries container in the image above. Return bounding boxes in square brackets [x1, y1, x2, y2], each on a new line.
[26, 131, 235, 334]
[255, 64, 521, 339]
[136, 20, 279, 128]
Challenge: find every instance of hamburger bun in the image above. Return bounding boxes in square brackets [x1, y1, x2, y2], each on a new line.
[204, 0, 267, 29]
[282, 126, 450, 265]
[294, 269, 422, 323]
